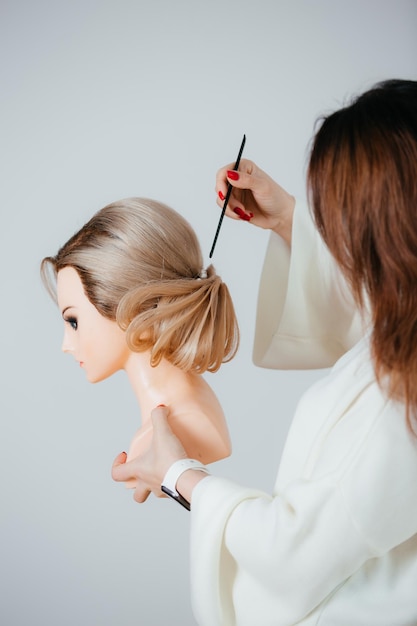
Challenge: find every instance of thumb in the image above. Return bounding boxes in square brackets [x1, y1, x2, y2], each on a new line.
[151, 404, 172, 436]
[111, 451, 131, 482]
[150, 404, 188, 459]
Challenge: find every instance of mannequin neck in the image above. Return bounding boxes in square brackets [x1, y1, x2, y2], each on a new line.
[123, 349, 198, 422]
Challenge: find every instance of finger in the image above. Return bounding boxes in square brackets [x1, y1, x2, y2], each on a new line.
[225, 163, 265, 196]
[215, 159, 259, 219]
[111, 451, 132, 482]
[151, 405, 185, 450]
[215, 187, 245, 218]
[150, 404, 188, 462]
[150, 404, 172, 434]
[133, 484, 152, 503]
[232, 206, 254, 222]
[216, 158, 255, 190]
[215, 161, 236, 199]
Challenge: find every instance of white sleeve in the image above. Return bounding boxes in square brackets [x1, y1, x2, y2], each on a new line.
[253, 200, 365, 369]
[190, 475, 373, 626]
[189, 402, 417, 626]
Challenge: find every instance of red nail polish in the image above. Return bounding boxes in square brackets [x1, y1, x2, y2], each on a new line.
[227, 170, 239, 181]
[233, 207, 251, 221]
[156, 403, 166, 408]
[218, 190, 225, 201]
[233, 207, 245, 219]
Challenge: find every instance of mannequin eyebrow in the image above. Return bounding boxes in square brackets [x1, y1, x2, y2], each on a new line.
[61, 306, 75, 317]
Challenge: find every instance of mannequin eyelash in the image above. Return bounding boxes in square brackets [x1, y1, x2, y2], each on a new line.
[64, 316, 78, 330]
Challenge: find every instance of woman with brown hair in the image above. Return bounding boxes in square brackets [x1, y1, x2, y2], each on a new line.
[113, 80, 417, 624]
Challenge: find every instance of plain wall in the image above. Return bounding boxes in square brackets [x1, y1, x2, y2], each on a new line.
[1, 1, 416, 624]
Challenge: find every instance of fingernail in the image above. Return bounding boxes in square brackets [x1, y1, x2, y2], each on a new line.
[156, 403, 166, 408]
[227, 170, 239, 181]
[233, 207, 250, 221]
[218, 190, 225, 201]
[233, 207, 253, 221]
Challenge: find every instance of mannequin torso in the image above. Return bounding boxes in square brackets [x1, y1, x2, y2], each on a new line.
[124, 351, 231, 487]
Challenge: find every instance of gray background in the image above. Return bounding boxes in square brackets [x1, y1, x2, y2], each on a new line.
[1, 1, 416, 624]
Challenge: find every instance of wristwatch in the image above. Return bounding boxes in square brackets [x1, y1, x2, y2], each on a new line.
[161, 459, 210, 511]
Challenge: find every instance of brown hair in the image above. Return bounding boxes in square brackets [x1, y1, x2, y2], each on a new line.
[41, 198, 239, 373]
[307, 79, 417, 420]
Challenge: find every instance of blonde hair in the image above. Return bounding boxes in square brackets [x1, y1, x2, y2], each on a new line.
[41, 198, 239, 373]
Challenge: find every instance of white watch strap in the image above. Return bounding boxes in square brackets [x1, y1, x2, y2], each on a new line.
[161, 459, 210, 510]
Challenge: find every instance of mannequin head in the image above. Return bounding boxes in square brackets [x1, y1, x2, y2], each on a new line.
[41, 198, 239, 374]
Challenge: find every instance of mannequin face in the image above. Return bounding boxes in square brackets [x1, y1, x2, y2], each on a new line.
[56, 267, 130, 383]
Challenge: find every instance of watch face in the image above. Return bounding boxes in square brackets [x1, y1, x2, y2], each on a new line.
[161, 485, 191, 511]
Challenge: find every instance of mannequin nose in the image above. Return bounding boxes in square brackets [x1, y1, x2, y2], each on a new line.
[62, 339, 72, 354]
[61, 329, 74, 354]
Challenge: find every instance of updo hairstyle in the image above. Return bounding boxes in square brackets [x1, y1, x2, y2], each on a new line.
[41, 198, 239, 373]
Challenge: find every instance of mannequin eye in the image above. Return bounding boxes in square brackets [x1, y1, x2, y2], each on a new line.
[64, 316, 78, 331]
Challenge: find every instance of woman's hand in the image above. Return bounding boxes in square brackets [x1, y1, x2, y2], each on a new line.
[112, 405, 188, 503]
[215, 158, 295, 245]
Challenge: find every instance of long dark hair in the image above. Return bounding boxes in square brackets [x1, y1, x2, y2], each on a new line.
[308, 79, 417, 422]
